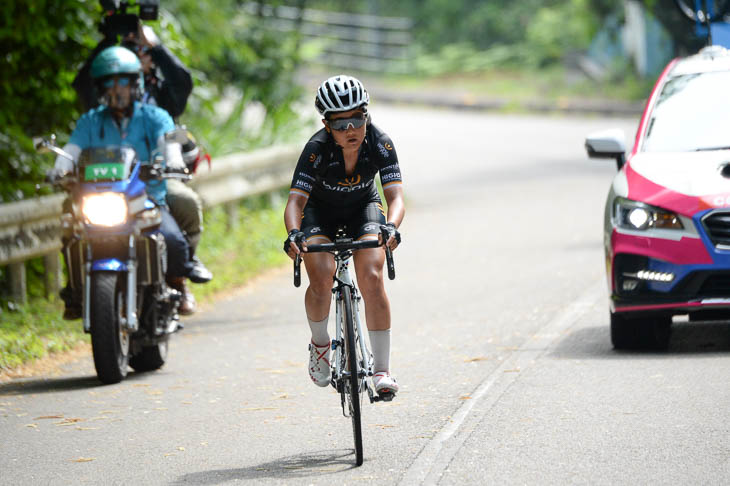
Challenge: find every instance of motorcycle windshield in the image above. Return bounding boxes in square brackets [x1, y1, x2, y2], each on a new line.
[78, 146, 137, 182]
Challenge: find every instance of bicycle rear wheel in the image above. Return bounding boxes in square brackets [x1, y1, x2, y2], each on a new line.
[343, 285, 364, 466]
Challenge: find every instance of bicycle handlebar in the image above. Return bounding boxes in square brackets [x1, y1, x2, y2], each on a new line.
[293, 227, 397, 287]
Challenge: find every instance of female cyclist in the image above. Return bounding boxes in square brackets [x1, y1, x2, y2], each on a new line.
[283, 75, 405, 396]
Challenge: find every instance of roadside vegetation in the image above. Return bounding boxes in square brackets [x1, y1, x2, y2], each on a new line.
[378, 67, 653, 105]
[0, 194, 289, 372]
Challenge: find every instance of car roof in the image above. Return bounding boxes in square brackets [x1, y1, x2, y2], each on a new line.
[669, 46, 730, 76]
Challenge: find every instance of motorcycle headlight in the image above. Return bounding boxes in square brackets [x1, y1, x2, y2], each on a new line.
[614, 197, 683, 231]
[82, 193, 128, 227]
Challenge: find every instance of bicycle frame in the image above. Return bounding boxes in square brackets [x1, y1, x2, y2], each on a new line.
[331, 250, 373, 405]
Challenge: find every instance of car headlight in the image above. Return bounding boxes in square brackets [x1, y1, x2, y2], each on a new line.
[614, 197, 683, 231]
[82, 192, 128, 227]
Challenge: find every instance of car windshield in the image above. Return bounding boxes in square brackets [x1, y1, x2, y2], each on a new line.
[643, 71, 730, 152]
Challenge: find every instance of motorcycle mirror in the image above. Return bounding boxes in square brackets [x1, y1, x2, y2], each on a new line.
[33, 134, 74, 161]
[33, 135, 55, 153]
[164, 127, 189, 145]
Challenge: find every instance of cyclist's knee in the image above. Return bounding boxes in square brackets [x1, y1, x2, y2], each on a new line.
[357, 268, 384, 295]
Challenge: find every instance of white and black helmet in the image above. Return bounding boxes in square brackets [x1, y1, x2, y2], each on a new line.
[315, 74, 369, 116]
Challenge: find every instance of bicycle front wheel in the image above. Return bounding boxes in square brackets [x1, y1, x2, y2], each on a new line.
[343, 285, 364, 466]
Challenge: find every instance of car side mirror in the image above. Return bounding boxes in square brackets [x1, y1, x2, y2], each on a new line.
[585, 128, 627, 170]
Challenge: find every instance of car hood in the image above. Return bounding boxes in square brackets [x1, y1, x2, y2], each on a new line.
[626, 151, 730, 215]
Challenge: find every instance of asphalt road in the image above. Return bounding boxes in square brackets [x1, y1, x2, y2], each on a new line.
[2, 106, 729, 485]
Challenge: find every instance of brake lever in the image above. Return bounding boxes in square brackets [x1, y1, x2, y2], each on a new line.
[380, 227, 396, 280]
[294, 254, 302, 287]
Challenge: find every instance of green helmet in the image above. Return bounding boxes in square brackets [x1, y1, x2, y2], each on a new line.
[91, 46, 142, 79]
[91, 46, 144, 105]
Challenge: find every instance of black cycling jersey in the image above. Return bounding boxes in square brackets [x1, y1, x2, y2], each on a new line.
[289, 123, 402, 208]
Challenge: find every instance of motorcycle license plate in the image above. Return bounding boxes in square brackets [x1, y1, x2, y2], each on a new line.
[84, 163, 126, 181]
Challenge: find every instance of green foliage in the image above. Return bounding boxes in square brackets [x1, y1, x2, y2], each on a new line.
[0, 299, 87, 370]
[193, 193, 289, 301]
[163, 0, 305, 156]
[0, 0, 98, 203]
[525, 0, 597, 66]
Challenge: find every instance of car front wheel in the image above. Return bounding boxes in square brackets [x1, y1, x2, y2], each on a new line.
[610, 312, 671, 351]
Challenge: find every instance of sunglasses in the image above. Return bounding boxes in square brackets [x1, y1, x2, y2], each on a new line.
[102, 77, 132, 89]
[327, 113, 367, 131]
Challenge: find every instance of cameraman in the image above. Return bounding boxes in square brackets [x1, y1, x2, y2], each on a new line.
[73, 20, 211, 315]
[73, 23, 192, 118]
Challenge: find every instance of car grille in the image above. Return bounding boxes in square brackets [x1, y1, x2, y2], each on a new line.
[702, 211, 730, 247]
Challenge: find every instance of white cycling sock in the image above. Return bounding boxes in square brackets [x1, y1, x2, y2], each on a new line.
[308, 315, 330, 347]
[369, 329, 391, 372]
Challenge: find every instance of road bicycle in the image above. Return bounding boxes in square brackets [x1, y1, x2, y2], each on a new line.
[293, 225, 398, 466]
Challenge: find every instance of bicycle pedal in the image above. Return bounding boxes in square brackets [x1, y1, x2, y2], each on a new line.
[376, 391, 395, 402]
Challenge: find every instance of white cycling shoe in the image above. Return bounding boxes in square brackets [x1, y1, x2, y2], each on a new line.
[373, 371, 399, 395]
[308, 341, 331, 387]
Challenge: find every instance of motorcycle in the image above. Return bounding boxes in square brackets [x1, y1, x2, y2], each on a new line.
[35, 132, 189, 384]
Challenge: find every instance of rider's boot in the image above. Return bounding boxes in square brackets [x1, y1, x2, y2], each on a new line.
[168, 277, 196, 315]
[187, 232, 212, 284]
[59, 284, 82, 320]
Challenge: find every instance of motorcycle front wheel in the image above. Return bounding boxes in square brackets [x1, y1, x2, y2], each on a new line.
[90, 272, 129, 384]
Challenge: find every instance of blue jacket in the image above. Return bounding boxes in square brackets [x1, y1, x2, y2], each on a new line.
[68, 101, 174, 204]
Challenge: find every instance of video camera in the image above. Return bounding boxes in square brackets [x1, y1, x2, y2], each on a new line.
[99, 0, 160, 39]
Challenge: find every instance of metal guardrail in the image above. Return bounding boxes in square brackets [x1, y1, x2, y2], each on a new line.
[0, 144, 300, 304]
[244, 2, 414, 74]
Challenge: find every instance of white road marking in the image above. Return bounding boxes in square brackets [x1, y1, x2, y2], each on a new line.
[398, 281, 603, 486]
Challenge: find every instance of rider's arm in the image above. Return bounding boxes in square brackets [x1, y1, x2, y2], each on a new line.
[149, 44, 193, 118]
[288, 141, 320, 204]
[53, 144, 81, 174]
[145, 106, 179, 169]
[284, 192, 308, 234]
[375, 134, 404, 227]
[384, 184, 405, 229]
[159, 136, 185, 171]
[55, 111, 96, 172]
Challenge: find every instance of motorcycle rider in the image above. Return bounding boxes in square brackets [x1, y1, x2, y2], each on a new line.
[48, 46, 207, 318]
[72, 22, 210, 315]
[283, 75, 405, 396]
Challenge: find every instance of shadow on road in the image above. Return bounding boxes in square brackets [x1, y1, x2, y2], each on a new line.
[171, 449, 358, 484]
[0, 375, 101, 396]
[0, 368, 169, 396]
[551, 321, 730, 359]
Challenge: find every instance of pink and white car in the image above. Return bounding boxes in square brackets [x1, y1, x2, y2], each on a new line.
[586, 46, 730, 349]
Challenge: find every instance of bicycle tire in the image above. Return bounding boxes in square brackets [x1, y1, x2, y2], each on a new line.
[673, 0, 730, 22]
[343, 285, 364, 466]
